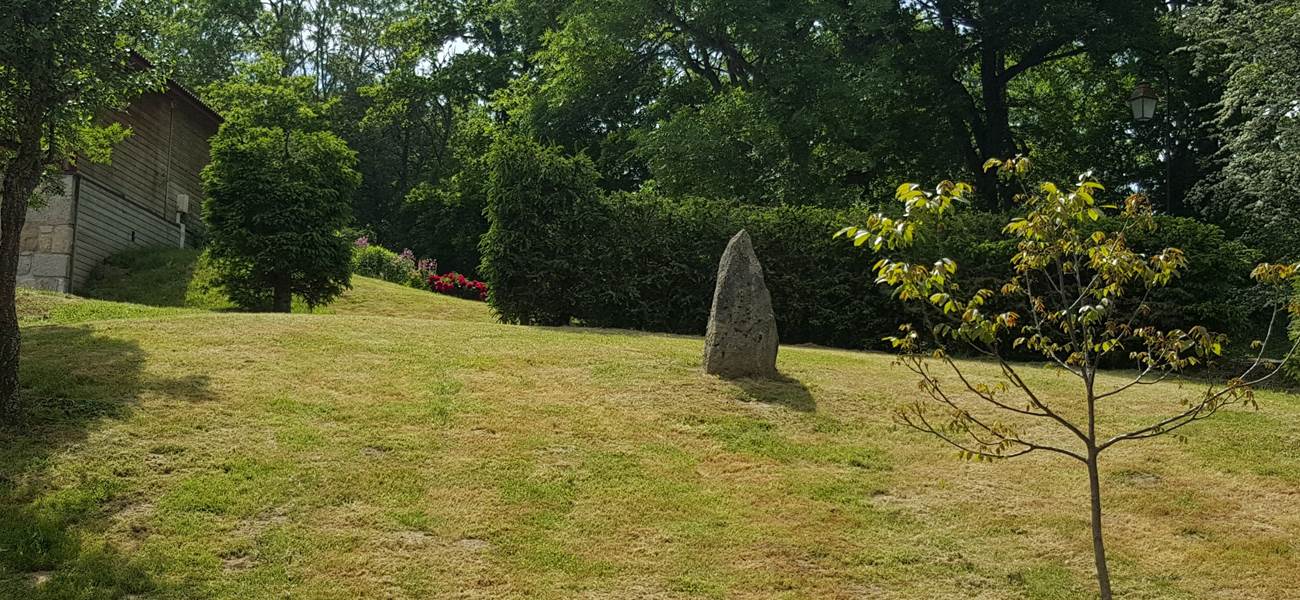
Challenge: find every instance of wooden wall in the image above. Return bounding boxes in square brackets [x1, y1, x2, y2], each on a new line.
[68, 85, 220, 290]
[76, 86, 219, 242]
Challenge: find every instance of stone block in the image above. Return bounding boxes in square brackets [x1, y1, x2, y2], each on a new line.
[30, 253, 70, 278]
[19, 226, 39, 252]
[26, 177, 76, 224]
[48, 225, 75, 254]
[17, 254, 32, 276]
[25, 277, 69, 292]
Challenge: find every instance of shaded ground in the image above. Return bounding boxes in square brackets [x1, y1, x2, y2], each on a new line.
[4, 288, 1299, 598]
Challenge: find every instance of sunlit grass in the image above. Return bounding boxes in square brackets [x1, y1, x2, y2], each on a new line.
[3, 287, 1298, 598]
[19, 274, 490, 328]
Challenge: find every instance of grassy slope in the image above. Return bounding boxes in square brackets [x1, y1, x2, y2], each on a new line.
[18, 247, 495, 327]
[4, 264, 1300, 598]
[17, 288, 196, 327]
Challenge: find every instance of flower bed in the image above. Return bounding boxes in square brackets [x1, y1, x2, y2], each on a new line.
[353, 237, 487, 301]
[429, 271, 488, 301]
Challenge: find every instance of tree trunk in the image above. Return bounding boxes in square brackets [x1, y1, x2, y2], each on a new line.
[978, 44, 1017, 209]
[0, 151, 40, 421]
[1087, 451, 1114, 600]
[0, 232, 21, 420]
[272, 278, 292, 313]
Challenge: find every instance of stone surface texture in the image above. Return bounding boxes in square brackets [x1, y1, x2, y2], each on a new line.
[703, 230, 779, 378]
[17, 175, 76, 293]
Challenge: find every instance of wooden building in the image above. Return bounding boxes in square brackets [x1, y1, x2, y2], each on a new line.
[17, 78, 222, 292]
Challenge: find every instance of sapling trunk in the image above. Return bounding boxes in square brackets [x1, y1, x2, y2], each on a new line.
[1087, 452, 1113, 600]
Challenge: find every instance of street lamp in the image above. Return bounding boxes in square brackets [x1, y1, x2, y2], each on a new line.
[1128, 81, 1172, 212]
[1129, 82, 1158, 123]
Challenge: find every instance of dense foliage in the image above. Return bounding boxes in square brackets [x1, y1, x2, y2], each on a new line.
[201, 64, 361, 312]
[1183, 0, 1300, 260]
[481, 137, 1261, 350]
[147, 1, 1259, 273]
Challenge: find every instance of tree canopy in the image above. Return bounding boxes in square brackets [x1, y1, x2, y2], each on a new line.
[201, 62, 361, 312]
[144, 0, 1274, 264]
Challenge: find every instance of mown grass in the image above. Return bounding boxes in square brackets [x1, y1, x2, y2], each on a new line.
[17, 288, 197, 327]
[4, 279, 1299, 598]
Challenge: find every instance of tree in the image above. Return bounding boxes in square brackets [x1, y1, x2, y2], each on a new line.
[0, 0, 155, 418]
[902, 1, 1171, 207]
[1182, 0, 1300, 260]
[201, 62, 361, 312]
[501, 0, 1179, 208]
[837, 156, 1300, 598]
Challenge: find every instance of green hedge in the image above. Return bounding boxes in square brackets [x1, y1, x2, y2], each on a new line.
[481, 137, 1009, 347]
[483, 136, 1265, 351]
[352, 244, 421, 287]
[480, 135, 611, 326]
[1112, 216, 1265, 347]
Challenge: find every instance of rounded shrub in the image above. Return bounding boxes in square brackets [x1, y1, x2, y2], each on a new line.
[352, 244, 418, 286]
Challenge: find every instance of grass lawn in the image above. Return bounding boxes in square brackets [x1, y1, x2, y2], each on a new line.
[4, 272, 1300, 598]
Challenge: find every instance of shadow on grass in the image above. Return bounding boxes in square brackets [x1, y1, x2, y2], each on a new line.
[82, 246, 230, 311]
[0, 326, 213, 598]
[731, 373, 816, 413]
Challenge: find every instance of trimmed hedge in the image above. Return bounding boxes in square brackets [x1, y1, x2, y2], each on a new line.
[481, 136, 609, 326]
[481, 137, 1008, 347]
[482, 136, 1265, 351]
[1112, 216, 1265, 346]
[352, 244, 423, 287]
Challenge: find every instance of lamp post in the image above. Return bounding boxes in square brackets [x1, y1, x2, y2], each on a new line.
[1128, 82, 1159, 123]
[1129, 82, 1171, 212]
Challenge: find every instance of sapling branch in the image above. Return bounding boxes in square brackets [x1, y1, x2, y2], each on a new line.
[1100, 332, 1300, 452]
[944, 356, 1050, 418]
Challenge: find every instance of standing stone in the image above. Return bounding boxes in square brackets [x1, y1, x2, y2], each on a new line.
[703, 230, 779, 378]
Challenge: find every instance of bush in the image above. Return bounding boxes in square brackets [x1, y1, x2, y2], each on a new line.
[480, 136, 607, 326]
[429, 272, 488, 301]
[352, 238, 487, 301]
[352, 242, 426, 287]
[483, 138, 1267, 351]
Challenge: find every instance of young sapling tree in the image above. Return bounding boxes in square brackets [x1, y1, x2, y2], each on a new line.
[836, 157, 1300, 599]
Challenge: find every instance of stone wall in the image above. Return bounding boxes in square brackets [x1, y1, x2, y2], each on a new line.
[17, 175, 76, 293]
